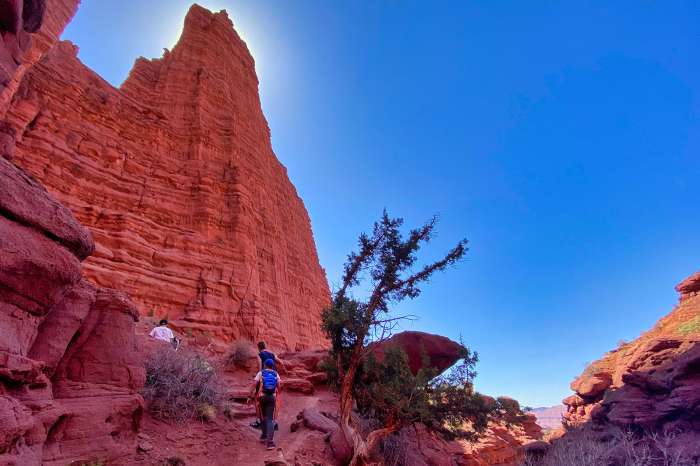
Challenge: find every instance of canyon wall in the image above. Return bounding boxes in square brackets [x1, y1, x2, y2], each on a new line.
[3, 4, 330, 350]
[563, 271, 700, 449]
[1, 2, 145, 464]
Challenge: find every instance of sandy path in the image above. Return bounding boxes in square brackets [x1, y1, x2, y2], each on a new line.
[121, 375, 337, 466]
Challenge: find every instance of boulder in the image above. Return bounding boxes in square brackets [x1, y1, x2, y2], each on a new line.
[370, 331, 464, 375]
[307, 372, 328, 385]
[299, 408, 337, 434]
[284, 378, 315, 394]
[329, 427, 352, 465]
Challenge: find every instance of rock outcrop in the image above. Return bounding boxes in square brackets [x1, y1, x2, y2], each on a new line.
[1, 3, 145, 464]
[369, 411, 542, 466]
[562, 270, 700, 450]
[0, 0, 79, 115]
[3, 4, 330, 350]
[0, 110, 145, 466]
[371, 330, 465, 374]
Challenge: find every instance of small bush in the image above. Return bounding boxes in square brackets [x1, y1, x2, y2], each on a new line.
[676, 316, 700, 336]
[143, 347, 221, 423]
[197, 403, 216, 422]
[162, 457, 186, 466]
[521, 427, 697, 466]
[226, 340, 256, 369]
[222, 403, 235, 421]
[381, 430, 411, 466]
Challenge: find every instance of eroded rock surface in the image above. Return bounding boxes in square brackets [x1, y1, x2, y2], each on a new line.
[0, 157, 145, 466]
[1, 3, 144, 464]
[562, 270, 700, 452]
[4, 4, 330, 350]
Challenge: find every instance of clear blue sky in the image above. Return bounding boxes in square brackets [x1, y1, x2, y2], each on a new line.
[63, 1, 700, 407]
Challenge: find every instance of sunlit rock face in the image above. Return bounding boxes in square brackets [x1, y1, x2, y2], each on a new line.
[0, 0, 77, 115]
[1, 2, 145, 464]
[4, 4, 330, 350]
[562, 270, 700, 454]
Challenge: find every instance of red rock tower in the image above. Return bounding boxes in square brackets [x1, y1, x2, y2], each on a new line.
[4, 4, 330, 349]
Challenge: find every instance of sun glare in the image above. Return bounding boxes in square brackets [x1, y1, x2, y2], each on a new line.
[162, 0, 259, 60]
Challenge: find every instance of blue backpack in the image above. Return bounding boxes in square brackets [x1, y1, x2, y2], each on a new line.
[261, 369, 278, 394]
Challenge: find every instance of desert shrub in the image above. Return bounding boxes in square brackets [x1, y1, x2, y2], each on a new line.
[521, 428, 697, 466]
[676, 316, 700, 336]
[197, 402, 216, 422]
[222, 403, 235, 421]
[162, 457, 186, 466]
[143, 347, 221, 423]
[226, 339, 256, 369]
[381, 430, 411, 466]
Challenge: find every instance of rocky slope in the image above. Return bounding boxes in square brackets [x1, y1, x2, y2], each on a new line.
[3, 4, 330, 350]
[562, 271, 700, 451]
[1, 3, 144, 465]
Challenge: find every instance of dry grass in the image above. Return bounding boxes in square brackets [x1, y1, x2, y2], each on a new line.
[381, 430, 411, 466]
[226, 340, 256, 369]
[143, 347, 221, 423]
[522, 428, 698, 466]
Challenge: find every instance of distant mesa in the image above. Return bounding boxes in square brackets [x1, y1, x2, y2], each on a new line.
[530, 405, 565, 430]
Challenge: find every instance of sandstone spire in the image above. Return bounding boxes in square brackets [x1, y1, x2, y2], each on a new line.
[4, 4, 330, 350]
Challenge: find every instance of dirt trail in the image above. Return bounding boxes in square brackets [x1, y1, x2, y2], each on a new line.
[120, 370, 337, 466]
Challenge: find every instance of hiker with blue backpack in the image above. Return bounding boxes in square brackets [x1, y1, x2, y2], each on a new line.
[257, 341, 284, 371]
[250, 358, 282, 450]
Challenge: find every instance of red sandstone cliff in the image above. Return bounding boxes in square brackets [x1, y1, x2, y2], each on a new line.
[1, 3, 145, 464]
[562, 271, 700, 452]
[0, 0, 78, 115]
[3, 4, 330, 350]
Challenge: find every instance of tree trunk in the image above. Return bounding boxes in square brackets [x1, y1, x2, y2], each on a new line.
[365, 424, 399, 454]
[339, 348, 371, 466]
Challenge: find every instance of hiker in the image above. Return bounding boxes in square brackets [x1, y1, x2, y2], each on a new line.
[249, 359, 282, 450]
[257, 341, 284, 371]
[149, 319, 180, 350]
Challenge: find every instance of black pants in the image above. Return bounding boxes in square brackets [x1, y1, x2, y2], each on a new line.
[260, 393, 276, 443]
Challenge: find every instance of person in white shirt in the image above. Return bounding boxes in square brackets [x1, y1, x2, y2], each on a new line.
[149, 319, 178, 349]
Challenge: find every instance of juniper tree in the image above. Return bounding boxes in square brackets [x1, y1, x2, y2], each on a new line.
[322, 210, 476, 465]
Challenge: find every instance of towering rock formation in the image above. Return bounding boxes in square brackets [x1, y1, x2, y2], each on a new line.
[1, 2, 145, 464]
[3, 4, 330, 350]
[0, 0, 78, 114]
[563, 271, 700, 450]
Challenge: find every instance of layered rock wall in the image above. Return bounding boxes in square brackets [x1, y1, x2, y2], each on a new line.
[0, 156, 146, 465]
[4, 4, 330, 350]
[1, 3, 145, 464]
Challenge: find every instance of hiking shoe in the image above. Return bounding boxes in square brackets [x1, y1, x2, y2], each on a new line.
[250, 420, 261, 429]
[266, 442, 276, 450]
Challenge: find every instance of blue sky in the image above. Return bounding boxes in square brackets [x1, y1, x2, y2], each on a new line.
[63, 1, 700, 407]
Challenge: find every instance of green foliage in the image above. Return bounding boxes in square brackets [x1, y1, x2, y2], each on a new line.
[676, 316, 700, 335]
[353, 344, 505, 441]
[355, 347, 436, 427]
[322, 296, 368, 361]
[319, 353, 340, 388]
